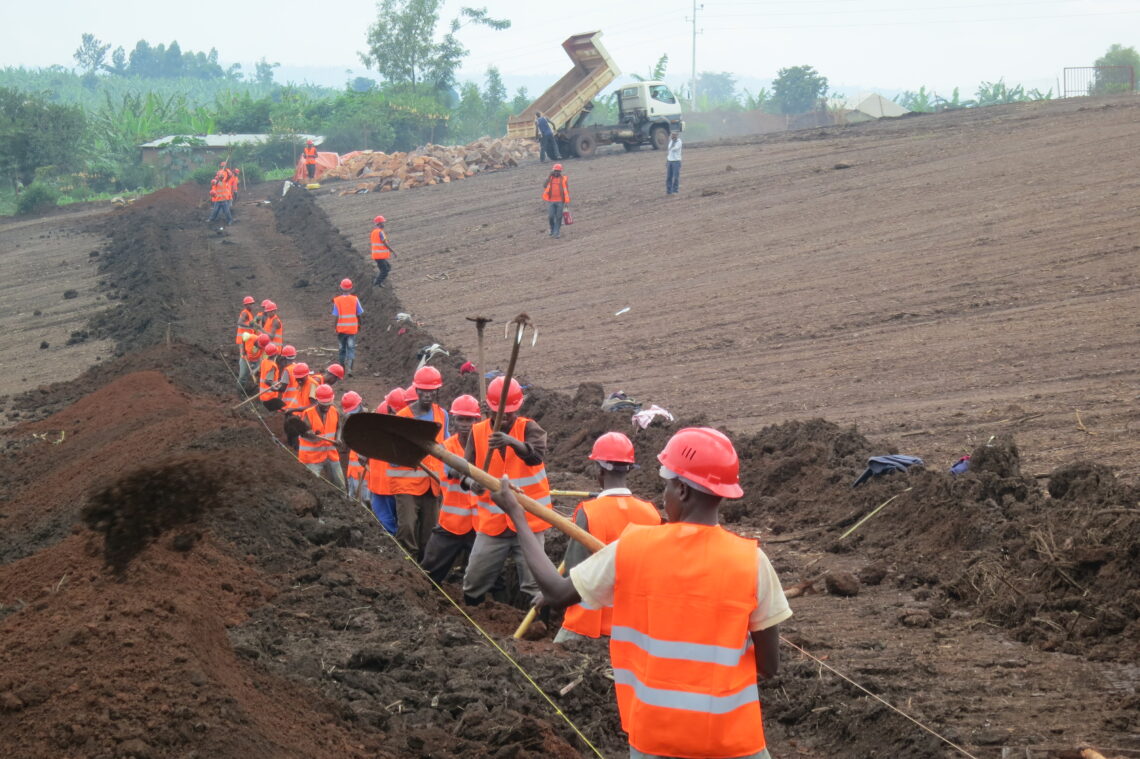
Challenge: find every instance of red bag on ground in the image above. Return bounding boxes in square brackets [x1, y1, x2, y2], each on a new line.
[563, 209, 574, 225]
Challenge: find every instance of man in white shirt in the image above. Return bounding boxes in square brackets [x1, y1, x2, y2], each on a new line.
[666, 131, 682, 195]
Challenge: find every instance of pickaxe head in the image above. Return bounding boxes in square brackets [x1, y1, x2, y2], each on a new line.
[504, 312, 538, 346]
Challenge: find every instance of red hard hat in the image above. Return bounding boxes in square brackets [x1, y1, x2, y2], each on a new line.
[341, 390, 362, 413]
[256, 334, 270, 347]
[339, 278, 353, 291]
[403, 385, 419, 403]
[413, 366, 443, 390]
[373, 215, 386, 224]
[242, 295, 255, 305]
[657, 427, 743, 499]
[281, 345, 297, 359]
[264, 343, 279, 356]
[315, 384, 335, 404]
[292, 362, 310, 379]
[306, 140, 314, 145]
[552, 163, 563, 171]
[385, 387, 408, 412]
[486, 376, 523, 413]
[263, 300, 277, 312]
[449, 394, 482, 419]
[220, 161, 227, 167]
[589, 431, 637, 465]
[260, 299, 272, 309]
[326, 363, 345, 380]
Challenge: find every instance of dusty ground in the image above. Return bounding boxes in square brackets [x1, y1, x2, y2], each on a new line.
[0, 94, 1137, 759]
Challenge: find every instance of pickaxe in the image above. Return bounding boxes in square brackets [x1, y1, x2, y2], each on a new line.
[482, 313, 537, 472]
[465, 315, 493, 407]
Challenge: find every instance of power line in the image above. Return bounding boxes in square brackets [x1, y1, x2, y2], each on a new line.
[701, 8, 1140, 30]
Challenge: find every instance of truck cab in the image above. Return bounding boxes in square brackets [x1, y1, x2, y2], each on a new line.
[616, 81, 684, 150]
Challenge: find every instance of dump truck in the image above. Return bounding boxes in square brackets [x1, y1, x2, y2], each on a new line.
[506, 31, 683, 158]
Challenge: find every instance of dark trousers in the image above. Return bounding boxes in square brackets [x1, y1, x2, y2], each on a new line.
[539, 133, 561, 161]
[306, 163, 316, 179]
[395, 491, 440, 559]
[547, 201, 565, 237]
[666, 160, 681, 194]
[373, 258, 391, 286]
[208, 200, 232, 223]
[420, 526, 476, 584]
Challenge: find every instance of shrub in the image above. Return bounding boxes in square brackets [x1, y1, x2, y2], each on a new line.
[239, 165, 264, 184]
[17, 183, 59, 215]
[190, 165, 217, 185]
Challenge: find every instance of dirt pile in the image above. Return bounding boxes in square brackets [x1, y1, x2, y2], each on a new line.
[323, 138, 539, 192]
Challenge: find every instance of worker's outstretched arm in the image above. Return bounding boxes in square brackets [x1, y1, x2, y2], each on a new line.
[492, 476, 581, 608]
[751, 626, 780, 680]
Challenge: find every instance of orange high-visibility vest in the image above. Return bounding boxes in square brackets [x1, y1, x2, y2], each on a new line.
[303, 145, 317, 164]
[297, 405, 340, 464]
[262, 314, 283, 350]
[367, 452, 392, 496]
[332, 294, 360, 334]
[388, 405, 446, 496]
[561, 495, 662, 638]
[610, 524, 765, 759]
[235, 307, 255, 344]
[437, 434, 476, 535]
[285, 375, 320, 413]
[241, 338, 264, 364]
[258, 358, 281, 401]
[470, 417, 551, 535]
[347, 450, 366, 483]
[280, 364, 303, 409]
[370, 227, 391, 260]
[228, 172, 239, 193]
[542, 175, 569, 203]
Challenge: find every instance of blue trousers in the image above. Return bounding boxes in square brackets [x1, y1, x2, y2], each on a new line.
[666, 161, 681, 194]
[208, 200, 233, 223]
[337, 333, 356, 366]
[547, 201, 565, 237]
[371, 494, 397, 534]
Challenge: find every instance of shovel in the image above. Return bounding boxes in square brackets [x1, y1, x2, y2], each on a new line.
[343, 413, 603, 553]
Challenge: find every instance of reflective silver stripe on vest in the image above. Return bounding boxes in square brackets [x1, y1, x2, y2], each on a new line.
[508, 469, 548, 488]
[440, 505, 475, 517]
[612, 668, 759, 715]
[611, 626, 752, 666]
[385, 468, 427, 478]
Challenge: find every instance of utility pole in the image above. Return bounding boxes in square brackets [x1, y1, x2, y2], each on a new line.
[689, 1, 703, 108]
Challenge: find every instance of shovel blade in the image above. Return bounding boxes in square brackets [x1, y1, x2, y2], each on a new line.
[342, 413, 440, 467]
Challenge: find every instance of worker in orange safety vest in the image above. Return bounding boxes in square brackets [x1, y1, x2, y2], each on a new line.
[541, 164, 569, 239]
[238, 332, 270, 393]
[461, 376, 551, 606]
[303, 140, 318, 181]
[332, 278, 363, 375]
[419, 394, 482, 584]
[341, 391, 369, 501]
[296, 384, 346, 490]
[261, 301, 284, 351]
[258, 343, 282, 408]
[554, 432, 661, 644]
[491, 427, 792, 759]
[370, 215, 396, 287]
[391, 367, 448, 560]
[235, 295, 257, 346]
[207, 178, 233, 224]
[367, 387, 409, 534]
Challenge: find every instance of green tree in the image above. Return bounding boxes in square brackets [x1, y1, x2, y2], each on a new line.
[451, 82, 487, 141]
[771, 65, 828, 115]
[632, 54, 669, 82]
[254, 58, 279, 87]
[1093, 43, 1139, 93]
[0, 88, 86, 187]
[74, 33, 111, 75]
[510, 86, 530, 114]
[696, 71, 736, 108]
[107, 46, 128, 76]
[359, 0, 509, 91]
[214, 92, 273, 132]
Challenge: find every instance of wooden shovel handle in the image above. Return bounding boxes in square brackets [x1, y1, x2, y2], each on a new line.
[427, 441, 604, 552]
[513, 561, 566, 639]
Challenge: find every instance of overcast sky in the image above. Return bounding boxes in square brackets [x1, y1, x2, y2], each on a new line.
[3, 0, 1136, 96]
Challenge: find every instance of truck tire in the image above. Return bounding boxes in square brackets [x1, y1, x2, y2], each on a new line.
[571, 133, 596, 158]
[650, 126, 669, 150]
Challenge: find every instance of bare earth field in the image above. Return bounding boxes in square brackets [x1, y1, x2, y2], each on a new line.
[0, 95, 1137, 759]
[319, 95, 1140, 482]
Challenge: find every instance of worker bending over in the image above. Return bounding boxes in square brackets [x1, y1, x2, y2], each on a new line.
[296, 384, 346, 490]
[491, 427, 791, 759]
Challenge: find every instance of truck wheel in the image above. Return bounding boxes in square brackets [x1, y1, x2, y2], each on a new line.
[572, 133, 596, 158]
[650, 126, 668, 150]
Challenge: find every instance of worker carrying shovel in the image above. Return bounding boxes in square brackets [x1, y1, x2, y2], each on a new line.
[490, 427, 792, 759]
